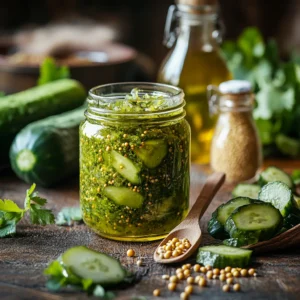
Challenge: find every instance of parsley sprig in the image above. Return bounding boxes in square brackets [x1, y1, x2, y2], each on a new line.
[0, 183, 54, 237]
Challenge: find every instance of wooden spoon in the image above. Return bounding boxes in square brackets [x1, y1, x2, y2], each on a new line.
[154, 172, 226, 264]
[243, 224, 300, 253]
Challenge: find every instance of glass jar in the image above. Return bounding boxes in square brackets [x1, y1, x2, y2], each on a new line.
[209, 80, 262, 182]
[80, 83, 190, 241]
[158, 0, 231, 164]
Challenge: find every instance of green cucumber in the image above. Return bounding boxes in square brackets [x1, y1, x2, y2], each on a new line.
[258, 181, 293, 217]
[293, 195, 300, 210]
[223, 237, 258, 247]
[259, 166, 293, 188]
[232, 184, 261, 199]
[283, 210, 300, 229]
[0, 79, 85, 163]
[208, 197, 253, 239]
[61, 246, 126, 284]
[196, 245, 252, 268]
[105, 150, 141, 184]
[134, 139, 167, 168]
[275, 134, 300, 158]
[10, 106, 85, 187]
[225, 203, 283, 246]
[103, 186, 144, 208]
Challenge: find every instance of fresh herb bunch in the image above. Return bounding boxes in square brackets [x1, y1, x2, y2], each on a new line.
[222, 27, 300, 157]
[0, 183, 55, 237]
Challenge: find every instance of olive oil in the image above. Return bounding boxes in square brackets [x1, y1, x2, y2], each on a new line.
[158, 0, 231, 164]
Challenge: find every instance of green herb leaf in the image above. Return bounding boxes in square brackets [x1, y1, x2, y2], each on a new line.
[0, 199, 24, 213]
[38, 57, 70, 86]
[0, 211, 22, 237]
[30, 204, 55, 225]
[56, 207, 82, 226]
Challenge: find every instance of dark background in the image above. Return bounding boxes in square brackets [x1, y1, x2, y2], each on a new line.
[0, 0, 299, 65]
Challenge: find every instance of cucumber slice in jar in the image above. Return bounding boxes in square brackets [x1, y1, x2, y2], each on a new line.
[225, 202, 283, 245]
[134, 139, 167, 168]
[207, 197, 253, 239]
[232, 184, 261, 199]
[196, 245, 252, 268]
[259, 166, 293, 188]
[105, 150, 141, 184]
[61, 246, 126, 284]
[258, 181, 293, 217]
[103, 186, 144, 208]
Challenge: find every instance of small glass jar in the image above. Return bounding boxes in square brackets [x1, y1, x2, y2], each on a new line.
[80, 82, 190, 241]
[209, 80, 262, 183]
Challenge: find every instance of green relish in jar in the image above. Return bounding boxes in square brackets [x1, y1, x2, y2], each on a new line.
[80, 83, 190, 241]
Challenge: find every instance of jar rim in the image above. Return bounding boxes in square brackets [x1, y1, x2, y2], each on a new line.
[87, 82, 185, 117]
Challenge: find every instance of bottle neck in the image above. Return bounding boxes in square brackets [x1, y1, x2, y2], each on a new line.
[219, 93, 254, 113]
[177, 12, 218, 51]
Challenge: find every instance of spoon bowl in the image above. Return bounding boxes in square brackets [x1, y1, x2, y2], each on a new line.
[154, 172, 226, 264]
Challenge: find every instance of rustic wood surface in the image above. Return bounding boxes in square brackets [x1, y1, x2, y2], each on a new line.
[0, 160, 300, 300]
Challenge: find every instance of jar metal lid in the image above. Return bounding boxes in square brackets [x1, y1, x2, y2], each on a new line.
[219, 80, 252, 95]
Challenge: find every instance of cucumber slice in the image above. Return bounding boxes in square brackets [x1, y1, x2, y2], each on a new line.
[259, 166, 293, 188]
[208, 197, 253, 239]
[258, 181, 293, 217]
[225, 203, 283, 245]
[223, 237, 259, 247]
[291, 170, 300, 185]
[62, 246, 126, 284]
[196, 245, 252, 268]
[105, 150, 141, 184]
[134, 139, 167, 168]
[232, 184, 261, 199]
[103, 186, 144, 208]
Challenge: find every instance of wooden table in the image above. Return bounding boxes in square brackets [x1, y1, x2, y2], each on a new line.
[0, 161, 299, 300]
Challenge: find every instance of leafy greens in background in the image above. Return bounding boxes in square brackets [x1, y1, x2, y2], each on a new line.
[0, 183, 54, 237]
[221, 27, 300, 157]
[38, 57, 70, 86]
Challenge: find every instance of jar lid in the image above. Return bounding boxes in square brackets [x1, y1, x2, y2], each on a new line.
[219, 80, 252, 95]
[176, 0, 217, 5]
[175, 0, 218, 14]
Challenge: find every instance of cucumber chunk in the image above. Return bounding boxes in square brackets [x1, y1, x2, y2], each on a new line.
[62, 246, 126, 284]
[105, 150, 141, 184]
[225, 203, 283, 245]
[196, 245, 252, 268]
[232, 184, 261, 199]
[223, 237, 258, 247]
[258, 181, 293, 217]
[103, 186, 144, 208]
[284, 211, 300, 229]
[259, 166, 293, 188]
[208, 197, 253, 239]
[134, 139, 167, 168]
[293, 195, 300, 210]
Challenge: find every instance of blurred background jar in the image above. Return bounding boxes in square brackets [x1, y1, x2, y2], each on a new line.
[209, 80, 262, 182]
[158, 0, 231, 164]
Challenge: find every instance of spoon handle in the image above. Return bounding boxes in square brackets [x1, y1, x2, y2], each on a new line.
[186, 172, 226, 222]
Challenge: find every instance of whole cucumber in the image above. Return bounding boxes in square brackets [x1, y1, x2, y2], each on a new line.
[10, 105, 86, 187]
[0, 79, 86, 163]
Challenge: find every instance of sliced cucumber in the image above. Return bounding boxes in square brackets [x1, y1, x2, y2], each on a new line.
[225, 202, 283, 245]
[62, 246, 126, 284]
[105, 150, 141, 184]
[196, 245, 252, 268]
[291, 169, 300, 185]
[275, 134, 300, 158]
[223, 237, 258, 247]
[259, 166, 293, 188]
[134, 139, 167, 168]
[232, 184, 261, 199]
[258, 181, 293, 217]
[103, 186, 144, 208]
[208, 197, 253, 239]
